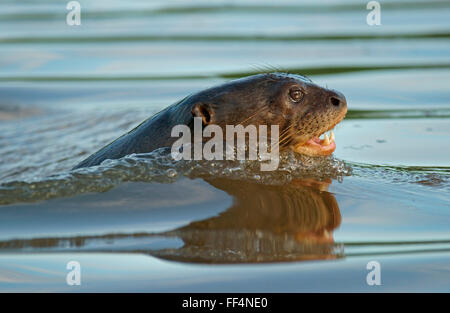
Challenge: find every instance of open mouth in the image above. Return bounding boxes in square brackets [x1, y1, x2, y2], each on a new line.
[292, 130, 336, 156]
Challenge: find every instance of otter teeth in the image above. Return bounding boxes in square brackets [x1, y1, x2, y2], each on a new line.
[323, 133, 330, 145]
[318, 131, 335, 145]
[319, 131, 335, 145]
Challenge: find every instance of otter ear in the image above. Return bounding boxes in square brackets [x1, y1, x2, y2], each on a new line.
[191, 103, 213, 125]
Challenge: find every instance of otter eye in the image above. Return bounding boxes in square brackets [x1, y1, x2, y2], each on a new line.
[289, 88, 304, 102]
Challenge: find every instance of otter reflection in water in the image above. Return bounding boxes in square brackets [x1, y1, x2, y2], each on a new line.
[152, 178, 343, 263]
[0, 177, 343, 264]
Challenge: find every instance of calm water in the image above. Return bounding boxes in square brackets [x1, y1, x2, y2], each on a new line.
[0, 0, 449, 292]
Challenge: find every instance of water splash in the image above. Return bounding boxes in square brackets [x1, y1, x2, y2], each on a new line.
[349, 162, 450, 190]
[0, 148, 351, 205]
[2, 146, 449, 205]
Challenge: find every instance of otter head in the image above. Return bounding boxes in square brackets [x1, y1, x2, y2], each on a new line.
[190, 72, 347, 157]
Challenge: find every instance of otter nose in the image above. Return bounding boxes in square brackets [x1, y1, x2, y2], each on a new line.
[328, 90, 347, 108]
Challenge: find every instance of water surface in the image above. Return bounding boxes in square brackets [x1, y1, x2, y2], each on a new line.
[0, 0, 449, 292]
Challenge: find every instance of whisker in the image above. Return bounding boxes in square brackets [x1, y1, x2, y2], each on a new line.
[269, 124, 294, 150]
[238, 105, 269, 126]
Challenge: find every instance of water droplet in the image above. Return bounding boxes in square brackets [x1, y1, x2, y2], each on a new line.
[166, 169, 177, 178]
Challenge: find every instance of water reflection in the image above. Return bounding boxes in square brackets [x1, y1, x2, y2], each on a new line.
[0, 177, 344, 264]
[153, 178, 343, 263]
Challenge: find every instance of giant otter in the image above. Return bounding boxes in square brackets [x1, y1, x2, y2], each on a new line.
[73, 73, 347, 169]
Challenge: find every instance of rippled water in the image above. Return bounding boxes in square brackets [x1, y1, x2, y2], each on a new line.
[0, 0, 449, 292]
